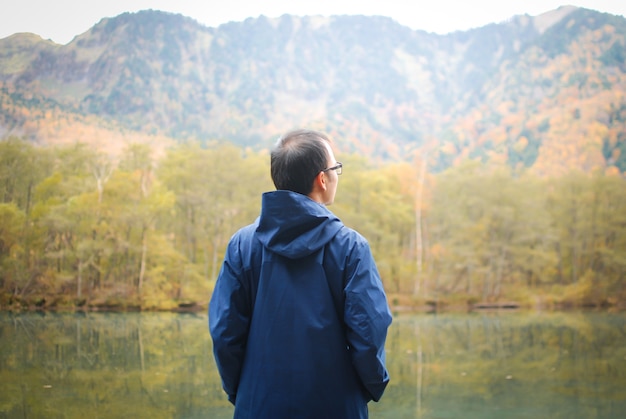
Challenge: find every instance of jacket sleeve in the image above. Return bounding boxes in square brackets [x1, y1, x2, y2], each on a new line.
[343, 237, 393, 402]
[208, 235, 251, 405]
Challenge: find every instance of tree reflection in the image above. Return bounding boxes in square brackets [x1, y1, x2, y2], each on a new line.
[0, 311, 624, 418]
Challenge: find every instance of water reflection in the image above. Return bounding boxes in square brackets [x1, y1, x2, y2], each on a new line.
[0, 311, 624, 418]
[374, 312, 626, 419]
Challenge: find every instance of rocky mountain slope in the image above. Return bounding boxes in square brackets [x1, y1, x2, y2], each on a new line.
[0, 6, 625, 174]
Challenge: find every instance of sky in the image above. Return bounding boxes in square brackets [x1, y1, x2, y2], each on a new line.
[2, 0, 626, 45]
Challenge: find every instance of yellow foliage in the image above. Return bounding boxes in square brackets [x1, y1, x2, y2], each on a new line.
[610, 146, 621, 160]
[513, 136, 528, 153]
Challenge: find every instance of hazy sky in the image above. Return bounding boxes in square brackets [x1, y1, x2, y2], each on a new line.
[2, 0, 626, 44]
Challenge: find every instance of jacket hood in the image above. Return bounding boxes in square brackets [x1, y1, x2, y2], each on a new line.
[256, 191, 343, 259]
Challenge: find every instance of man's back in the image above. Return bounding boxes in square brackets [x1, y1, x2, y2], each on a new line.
[210, 191, 391, 419]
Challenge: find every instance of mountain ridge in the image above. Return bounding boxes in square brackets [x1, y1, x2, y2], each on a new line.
[0, 6, 625, 174]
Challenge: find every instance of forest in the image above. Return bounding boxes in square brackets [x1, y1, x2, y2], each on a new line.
[1, 137, 625, 311]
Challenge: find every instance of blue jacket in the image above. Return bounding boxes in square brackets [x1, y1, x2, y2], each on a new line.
[209, 191, 392, 419]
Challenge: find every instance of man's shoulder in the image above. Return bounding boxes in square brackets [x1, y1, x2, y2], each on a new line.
[229, 219, 258, 240]
[236, 222, 259, 238]
[226, 221, 260, 252]
[223, 221, 261, 270]
[332, 225, 370, 248]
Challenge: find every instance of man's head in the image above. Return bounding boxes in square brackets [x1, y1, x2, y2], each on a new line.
[271, 129, 341, 205]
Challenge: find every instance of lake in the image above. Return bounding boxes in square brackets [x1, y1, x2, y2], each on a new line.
[1, 310, 624, 418]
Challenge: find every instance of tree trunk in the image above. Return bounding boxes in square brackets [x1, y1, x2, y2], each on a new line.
[77, 258, 82, 299]
[138, 227, 147, 296]
[414, 153, 428, 296]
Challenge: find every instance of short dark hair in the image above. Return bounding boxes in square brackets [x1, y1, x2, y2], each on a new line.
[271, 129, 331, 195]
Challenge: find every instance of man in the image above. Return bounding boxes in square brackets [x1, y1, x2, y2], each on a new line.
[209, 129, 392, 418]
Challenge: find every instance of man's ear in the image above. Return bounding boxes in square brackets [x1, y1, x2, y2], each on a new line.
[314, 171, 327, 191]
[308, 171, 328, 204]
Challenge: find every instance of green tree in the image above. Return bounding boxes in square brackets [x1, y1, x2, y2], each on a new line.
[333, 156, 415, 293]
[159, 142, 271, 286]
[0, 203, 26, 296]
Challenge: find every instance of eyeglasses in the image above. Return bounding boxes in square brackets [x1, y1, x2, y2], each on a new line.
[322, 162, 342, 175]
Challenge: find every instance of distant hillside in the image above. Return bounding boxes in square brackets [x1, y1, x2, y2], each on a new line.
[0, 6, 625, 174]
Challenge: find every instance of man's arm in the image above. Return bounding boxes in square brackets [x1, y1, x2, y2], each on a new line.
[209, 237, 251, 405]
[343, 238, 393, 402]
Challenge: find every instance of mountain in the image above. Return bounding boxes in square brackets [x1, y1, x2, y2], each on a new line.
[0, 6, 625, 174]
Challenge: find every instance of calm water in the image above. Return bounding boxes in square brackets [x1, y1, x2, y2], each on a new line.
[1, 310, 624, 418]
